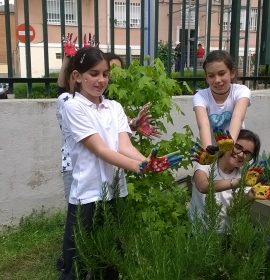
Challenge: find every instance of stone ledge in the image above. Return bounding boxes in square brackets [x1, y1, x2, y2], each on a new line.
[251, 200, 270, 224]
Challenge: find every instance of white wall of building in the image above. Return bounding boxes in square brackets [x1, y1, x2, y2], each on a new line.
[18, 44, 142, 77]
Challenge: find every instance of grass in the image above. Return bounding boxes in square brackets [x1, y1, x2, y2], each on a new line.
[0, 209, 65, 280]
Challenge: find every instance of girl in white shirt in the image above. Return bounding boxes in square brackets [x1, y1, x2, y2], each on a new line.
[59, 47, 148, 280]
[59, 45, 183, 279]
[193, 50, 251, 153]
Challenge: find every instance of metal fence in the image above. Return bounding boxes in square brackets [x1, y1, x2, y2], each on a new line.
[0, 0, 269, 97]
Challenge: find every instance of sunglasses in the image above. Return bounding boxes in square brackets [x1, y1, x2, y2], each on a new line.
[232, 143, 254, 161]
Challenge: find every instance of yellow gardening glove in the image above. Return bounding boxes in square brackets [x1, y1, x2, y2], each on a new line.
[191, 143, 216, 165]
[245, 163, 265, 187]
[251, 182, 270, 200]
[214, 129, 234, 153]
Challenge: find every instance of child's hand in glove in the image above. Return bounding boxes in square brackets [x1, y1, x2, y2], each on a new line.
[63, 33, 77, 57]
[251, 182, 270, 200]
[130, 103, 161, 138]
[214, 129, 234, 153]
[245, 163, 265, 186]
[83, 33, 98, 48]
[191, 143, 216, 165]
[139, 146, 183, 173]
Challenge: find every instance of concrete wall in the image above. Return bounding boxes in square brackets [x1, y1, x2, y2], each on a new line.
[0, 91, 270, 227]
[0, 99, 65, 227]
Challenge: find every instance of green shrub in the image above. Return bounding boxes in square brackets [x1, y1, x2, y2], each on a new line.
[171, 69, 206, 94]
[157, 40, 175, 70]
[107, 57, 194, 229]
[75, 176, 270, 279]
[14, 83, 59, 99]
[73, 58, 270, 279]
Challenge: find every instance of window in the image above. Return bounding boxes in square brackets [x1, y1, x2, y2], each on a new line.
[223, 8, 231, 31]
[223, 7, 257, 32]
[240, 8, 258, 31]
[240, 9, 246, 30]
[56, 53, 62, 59]
[47, 0, 77, 25]
[250, 8, 258, 31]
[114, 1, 141, 28]
[185, 6, 195, 27]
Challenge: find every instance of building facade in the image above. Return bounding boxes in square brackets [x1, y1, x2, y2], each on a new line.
[0, 0, 262, 77]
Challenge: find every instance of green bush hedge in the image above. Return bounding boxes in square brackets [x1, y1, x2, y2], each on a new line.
[14, 83, 59, 99]
[14, 73, 59, 99]
[171, 69, 206, 94]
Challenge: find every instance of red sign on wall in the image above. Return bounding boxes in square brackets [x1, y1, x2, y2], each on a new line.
[16, 24, 35, 43]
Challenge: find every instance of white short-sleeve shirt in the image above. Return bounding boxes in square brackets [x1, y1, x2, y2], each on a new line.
[188, 162, 241, 232]
[62, 93, 132, 205]
[56, 92, 73, 172]
[193, 83, 251, 131]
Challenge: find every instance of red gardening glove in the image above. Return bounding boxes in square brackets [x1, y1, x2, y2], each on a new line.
[145, 146, 183, 173]
[63, 33, 77, 57]
[131, 103, 161, 138]
[191, 143, 216, 165]
[83, 33, 99, 48]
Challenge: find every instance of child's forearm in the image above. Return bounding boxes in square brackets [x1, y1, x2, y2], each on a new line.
[57, 56, 71, 87]
[119, 145, 146, 162]
[229, 118, 243, 143]
[99, 148, 143, 173]
[229, 97, 249, 142]
[199, 126, 213, 149]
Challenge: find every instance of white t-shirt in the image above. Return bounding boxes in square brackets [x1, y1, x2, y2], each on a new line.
[56, 92, 73, 172]
[188, 162, 241, 232]
[193, 83, 251, 131]
[62, 92, 132, 205]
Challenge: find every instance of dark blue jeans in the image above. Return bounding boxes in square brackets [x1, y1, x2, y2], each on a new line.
[59, 200, 121, 280]
[60, 202, 96, 280]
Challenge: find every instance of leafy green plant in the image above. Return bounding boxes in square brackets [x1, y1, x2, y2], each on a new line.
[74, 58, 270, 280]
[74, 171, 270, 280]
[14, 83, 59, 98]
[157, 40, 175, 70]
[108, 57, 182, 122]
[202, 161, 222, 232]
[171, 69, 206, 94]
[108, 57, 194, 231]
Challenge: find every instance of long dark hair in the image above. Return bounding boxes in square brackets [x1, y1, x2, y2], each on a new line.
[66, 47, 109, 94]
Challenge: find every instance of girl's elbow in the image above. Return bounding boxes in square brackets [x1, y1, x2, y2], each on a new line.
[196, 184, 208, 194]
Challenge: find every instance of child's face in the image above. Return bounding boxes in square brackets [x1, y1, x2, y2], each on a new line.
[205, 61, 235, 95]
[77, 59, 109, 104]
[225, 139, 255, 168]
